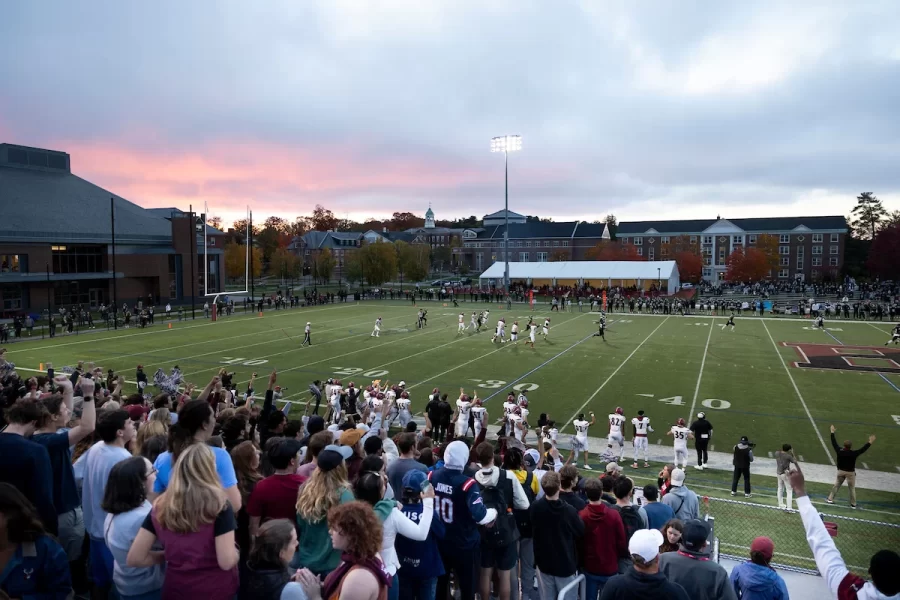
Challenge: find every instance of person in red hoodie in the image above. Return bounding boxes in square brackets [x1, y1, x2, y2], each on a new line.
[580, 478, 628, 600]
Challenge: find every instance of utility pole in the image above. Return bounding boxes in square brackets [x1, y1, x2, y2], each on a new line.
[190, 204, 196, 319]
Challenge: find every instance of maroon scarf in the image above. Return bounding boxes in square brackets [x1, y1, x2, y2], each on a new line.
[322, 552, 392, 600]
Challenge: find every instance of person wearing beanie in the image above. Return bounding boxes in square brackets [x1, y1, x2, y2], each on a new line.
[729, 536, 789, 600]
[599, 529, 690, 600]
[659, 519, 737, 600]
[430, 440, 497, 600]
[790, 466, 900, 600]
[660, 468, 699, 521]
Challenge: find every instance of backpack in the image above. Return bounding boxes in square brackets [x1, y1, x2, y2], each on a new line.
[514, 471, 537, 538]
[616, 505, 644, 543]
[477, 470, 516, 549]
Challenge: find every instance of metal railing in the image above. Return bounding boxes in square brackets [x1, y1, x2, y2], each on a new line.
[703, 497, 900, 576]
[556, 574, 585, 600]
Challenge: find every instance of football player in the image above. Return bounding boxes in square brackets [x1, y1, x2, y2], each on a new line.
[568, 411, 596, 469]
[666, 417, 694, 469]
[631, 410, 654, 468]
[607, 406, 627, 462]
[886, 324, 900, 346]
[454, 389, 473, 438]
[371, 316, 382, 337]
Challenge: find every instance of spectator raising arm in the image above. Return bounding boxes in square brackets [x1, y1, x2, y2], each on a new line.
[60, 375, 97, 446]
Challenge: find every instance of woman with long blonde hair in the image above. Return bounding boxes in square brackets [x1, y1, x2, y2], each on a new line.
[148, 407, 171, 429]
[293, 445, 355, 576]
[133, 420, 167, 457]
[127, 443, 240, 599]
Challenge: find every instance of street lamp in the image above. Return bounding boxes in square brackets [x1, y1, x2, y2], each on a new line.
[491, 135, 522, 304]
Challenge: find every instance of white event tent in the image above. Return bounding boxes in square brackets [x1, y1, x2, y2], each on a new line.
[477, 260, 680, 291]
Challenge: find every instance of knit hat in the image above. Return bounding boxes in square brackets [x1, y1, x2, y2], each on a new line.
[750, 536, 774, 561]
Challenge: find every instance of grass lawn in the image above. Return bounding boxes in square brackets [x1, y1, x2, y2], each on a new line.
[6, 299, 900, 572]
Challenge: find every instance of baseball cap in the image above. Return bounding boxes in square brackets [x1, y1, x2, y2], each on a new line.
[606, 462, 622, 475]
[629, 528, 664, 562]
[402, 469, 429, 492]
[740, 436, 750, 443]
[524, 449, 541, 468]
[317, 444, 353, 472]
[269, 439, 303, 463]
[681, 519, 711, 551]
[339, 428, 364, 447]
[697, 412, 706, 418]
[750, 536, 774, 561]
[670, 467, 686, 487]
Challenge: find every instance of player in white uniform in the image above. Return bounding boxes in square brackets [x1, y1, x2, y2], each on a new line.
[568, 412, 596, 469]
[329, 386, 343, 425]
[470, 312, 478, 332]
[482, 310, 491, 330]
[887, 324, 900, 345]
[458, 313, 466, 333]
[517, 396, 530, 443]
[454, 391, 473, 438]
[491, 318, 506, 343]
[607, 407, 627, 462]
[542, 318, 550, 337]
[501, 392, 518, 437]
[631, 410, 654, 468]
[528, 320, 537, 348]
[395, 391, 413, 429]
[471, 396, 487, 441]
[368, 392, 384, 425]
[509, 407, 525, 441]
[666, 418, 694, 469]
[510, 321, 519, 344]
[371, 317, 382, 337]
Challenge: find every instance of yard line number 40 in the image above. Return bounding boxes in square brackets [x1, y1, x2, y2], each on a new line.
[658, 395, 731, 410]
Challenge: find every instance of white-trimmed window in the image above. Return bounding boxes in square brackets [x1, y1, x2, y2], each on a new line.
[779, 234, 790, 243]
[830, 245, 838, 255]
[812, 234, 823, 243]
[537, 252, 548, 262]
[732, 235, 743, 244]
[702, 236, 713, 244]
[690, 236, 698, 244]
[830, 233, 839, 243]
[562, 240, 569, 247]
[829, 257, 838, 266]
[553, 240, 560, 247]
[525, 241, 532, 247]
[796, 257, 804, 269]
[661, 236, 670, 244]
[519, 252, 529, 262]
[637, 247, 643, 256]
[812, 246, 823, 255]
[648, 247, 655, 260]
[780, 257, 789, 266]
[812, 257, 822, 266]
[633, 237, 643, 245]
[779, 246, 790, 255]
[620, 237, 629, 244]
[778, 269, 790, 278]
[748, 235, 757, 244]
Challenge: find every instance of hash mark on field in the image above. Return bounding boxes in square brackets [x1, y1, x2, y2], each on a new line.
[761, 320, 835, 465]
[863, 462, 869, 469]
[799, 455, 805, 461]
[564, 317, 670, 429]
[768, 451, 774, 458]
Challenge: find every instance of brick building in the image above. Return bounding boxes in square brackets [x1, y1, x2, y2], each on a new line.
[616, 216, 848, 282]
[0, 143, 223, 316]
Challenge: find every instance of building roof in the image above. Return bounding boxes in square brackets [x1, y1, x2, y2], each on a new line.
[0, 162, 173, 244]
[299, 230, 363, 250]
[475, 221, 607, 240]
[483, 209, 526, 220]
[617, 216, 848, 235]
[478, 260, 679, 281]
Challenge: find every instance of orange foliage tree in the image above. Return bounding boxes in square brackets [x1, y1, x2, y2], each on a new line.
[725, 247, 771, 282]
[754, 234, 780, 278]
[585, 241, 643, 261]
[674, 251, 703, 282]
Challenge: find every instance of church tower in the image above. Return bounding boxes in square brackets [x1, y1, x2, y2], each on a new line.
[424, 204, 435, 229]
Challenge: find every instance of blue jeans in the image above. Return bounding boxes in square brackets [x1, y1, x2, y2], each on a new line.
[584, 572, 613, 600]
[399, 576, 437, 600]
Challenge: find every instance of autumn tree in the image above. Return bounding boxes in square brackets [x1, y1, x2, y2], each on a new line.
[288, 217, 307, 237]
[269, 247, 300, 278]
[674, 251, 703, 283]
[549, 249, 570, 262]
[232, 219, 260, 236]
[725, 247, 770, 282]
[390, 212, 425, 231]
[343, 252, 363, 284]
[867, 223, 900, 279]
[264, 216, 289, 233]
[223, 242, 261, 281]
[851, 192, 888, 240]
[584, 241, 642, 261]
[754, 234, 780, 277]
[311, 248, 337, 283]
[395, 241, 429, 284]
[360, 241, 398, 286]
[308, 205, 339, 232]
[206, 216, 223, 231]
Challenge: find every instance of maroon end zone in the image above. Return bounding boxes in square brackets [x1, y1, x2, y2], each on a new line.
[782, 342, 900, 374]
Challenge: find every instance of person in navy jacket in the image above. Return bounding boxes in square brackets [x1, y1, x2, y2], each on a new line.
[397, 469, 446, 600]
[428, 441, 497, 600]
[0, 482, 72, 600]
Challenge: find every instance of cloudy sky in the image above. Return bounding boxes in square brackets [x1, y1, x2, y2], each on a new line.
[2, 1, 899, 227]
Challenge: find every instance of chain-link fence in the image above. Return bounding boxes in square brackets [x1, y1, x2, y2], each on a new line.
[703, 497, 900, 576]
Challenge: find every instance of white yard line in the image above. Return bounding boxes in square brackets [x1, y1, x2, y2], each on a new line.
[761, 319, 835, 466]
[866, 322, 892, 335]
[688, 317, 715, 419]
[563, 317, 670, 429]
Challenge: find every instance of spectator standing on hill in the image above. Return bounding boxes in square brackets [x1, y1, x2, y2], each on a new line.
[127, 444, 240, 600]
[659, 519, 737, 600]
[791, 466, 900, 600]
[661, 468, 699, 521]
[731, 436, 754, 498]
[729, 536, 790, 600]
[826, 425, 875, 509]
[642, 485, 675, 531]
[690, 412, 713, 470]
[430, 440, 497, 600]
[580, 478, 627, 600]
[82, 410, 136, 600]
[0, 483, 73, 600]
[0, 398, 58, 535]
[774, 444, 798, 511]
[599, 529, 690, 600]
[531, 471, 585, 600]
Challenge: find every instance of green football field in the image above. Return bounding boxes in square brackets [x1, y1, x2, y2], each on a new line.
[6, 301, 900, 475]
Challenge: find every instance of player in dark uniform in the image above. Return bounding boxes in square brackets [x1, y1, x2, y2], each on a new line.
[429, 441, 497, 600]
[886, 324, 900, 346]
[726, 312, 736, 330]
[814, 315, 825, 329]
[689, 411, 713, 469]
[593, 315, 607, 341]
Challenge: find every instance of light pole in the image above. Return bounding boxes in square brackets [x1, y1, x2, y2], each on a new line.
[657, 267, 661, 293]
[491, 135, 522, 305]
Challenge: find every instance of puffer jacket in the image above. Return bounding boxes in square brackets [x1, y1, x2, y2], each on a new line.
[729, 561, 789, 600]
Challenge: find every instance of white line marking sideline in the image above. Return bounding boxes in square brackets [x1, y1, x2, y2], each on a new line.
[689, 317, 715, 420]
[760, 319, 835, 466]
[563, 317, 670, 430]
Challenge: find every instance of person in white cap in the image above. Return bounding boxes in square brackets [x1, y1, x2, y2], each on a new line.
[689, 411, 713, 469]
[301, 322, 312, 346]
[660, 468, 699, 521]
[598, 529, 690, 600]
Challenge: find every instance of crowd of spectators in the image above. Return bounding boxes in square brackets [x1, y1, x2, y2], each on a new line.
[0, 351, 898, 600]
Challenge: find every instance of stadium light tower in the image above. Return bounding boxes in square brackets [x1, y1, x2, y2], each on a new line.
[491, 135, 522, 303]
